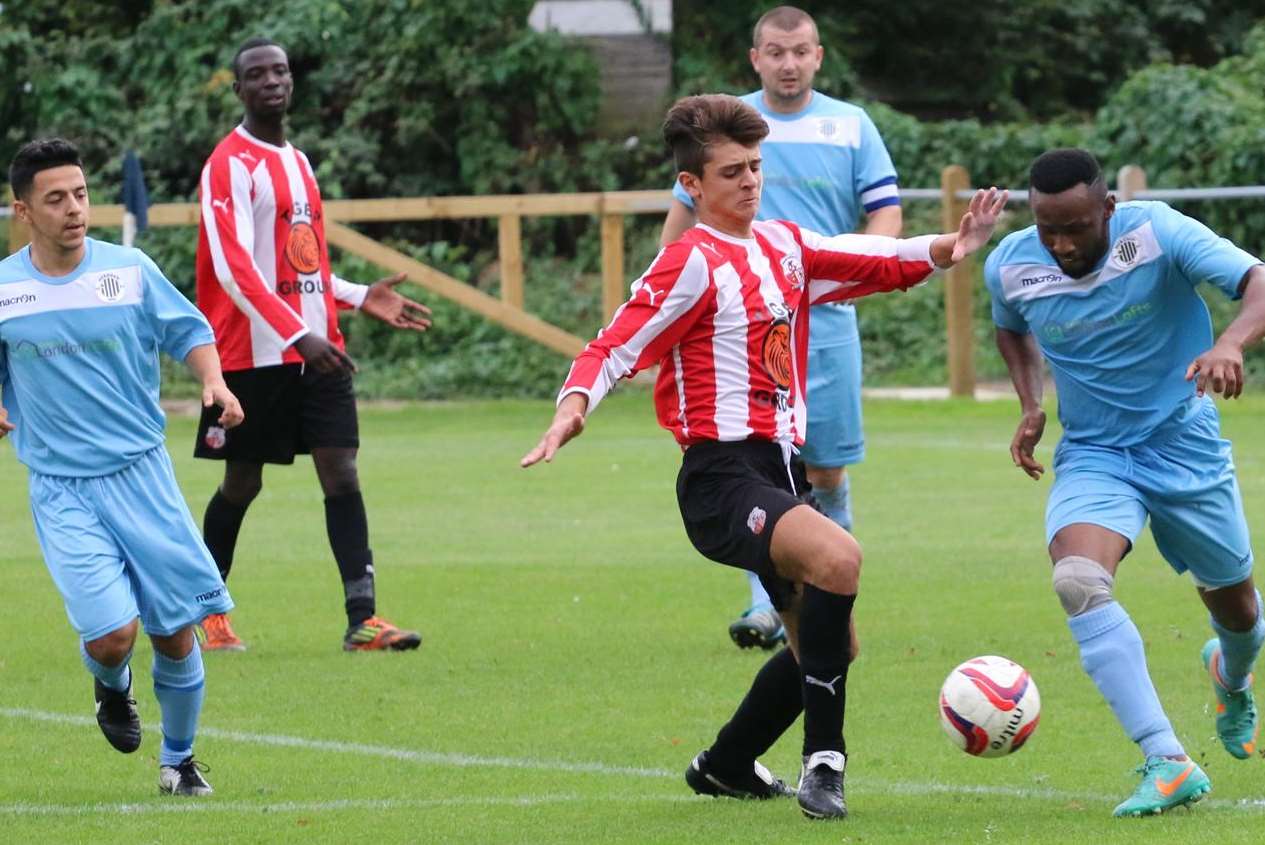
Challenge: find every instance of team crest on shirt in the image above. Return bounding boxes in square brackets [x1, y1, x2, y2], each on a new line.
[204, 425, 227, 450]
[817, 118, 839, 140]
[780, 256, 805, 289]
[1113, 236, 1141, 267]
[747, 506, 767, 535]
[285, 222, 322, 275]
[94, 273, 124, 303]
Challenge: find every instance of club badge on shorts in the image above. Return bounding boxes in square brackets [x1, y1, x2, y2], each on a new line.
[204, 425, 227, 450]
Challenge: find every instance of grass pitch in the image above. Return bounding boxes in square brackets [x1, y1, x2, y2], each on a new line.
[1, 392, 1263, 844]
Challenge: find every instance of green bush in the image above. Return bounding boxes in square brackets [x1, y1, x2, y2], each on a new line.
[6, 3, 1265, 397]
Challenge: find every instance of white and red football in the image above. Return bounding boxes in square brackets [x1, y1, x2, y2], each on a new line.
[939, 655, 1041, 757]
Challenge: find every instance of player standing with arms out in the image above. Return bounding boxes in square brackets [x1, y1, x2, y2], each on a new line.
[0, 138, 242, 795]
[661, 6, 901, 651]
[987, 148, 1265, 817]
[525, 94, 1005, 819]
[194, 38, 433, 653]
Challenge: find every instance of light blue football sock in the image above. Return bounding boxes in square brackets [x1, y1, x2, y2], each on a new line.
[747, 570, 772, 609]
[152, 646, 206, 767]
[80, 641, 131, 692]
[1211, 589, 1265, 691]
[813, 475, 853, 532]
[1069, 601, 1184, 759]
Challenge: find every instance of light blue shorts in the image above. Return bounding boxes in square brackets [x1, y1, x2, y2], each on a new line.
[1046, 402, 1253, 588]
[28, 446, 233, 641]
[800, 305, 864, 469]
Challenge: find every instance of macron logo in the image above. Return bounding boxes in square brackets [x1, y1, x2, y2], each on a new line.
[0, 293, 37, 310]
[1020, 273, 1061, 288]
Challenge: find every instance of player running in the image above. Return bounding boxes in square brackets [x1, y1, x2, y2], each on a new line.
[987, 147, 1265, 817]
[1, 138, 242, 796]
[523, 94, 1005, 820]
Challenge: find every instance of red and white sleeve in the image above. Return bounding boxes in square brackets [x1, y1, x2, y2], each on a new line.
[559, 245, 710, 413]
[794, 224, 938, 305]
[332, 275, 369, 310]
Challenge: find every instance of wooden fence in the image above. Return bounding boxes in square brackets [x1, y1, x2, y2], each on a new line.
[4, 165, 1159, 396]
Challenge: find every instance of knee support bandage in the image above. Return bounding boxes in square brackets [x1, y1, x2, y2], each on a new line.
[1052, 555, 1114, 616]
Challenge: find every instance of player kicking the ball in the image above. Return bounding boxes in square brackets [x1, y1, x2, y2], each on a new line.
[987, 148, 1265, 817]
[523, 94, 1006, 820]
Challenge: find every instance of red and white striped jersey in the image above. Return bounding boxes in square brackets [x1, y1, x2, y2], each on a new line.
[561, 221, 938, 447]
[195, 126, 367, 372]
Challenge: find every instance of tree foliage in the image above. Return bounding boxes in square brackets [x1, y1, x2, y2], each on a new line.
[673, 0, 1265, 120]
[3, 1, 1264, 394]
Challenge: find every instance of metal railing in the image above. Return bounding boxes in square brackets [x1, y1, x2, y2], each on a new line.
[5, 165, 1262, 393]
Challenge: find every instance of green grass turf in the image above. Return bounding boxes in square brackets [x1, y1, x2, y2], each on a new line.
[1, 392, 1264, 843]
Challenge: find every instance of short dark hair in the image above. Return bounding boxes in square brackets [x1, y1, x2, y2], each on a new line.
[232, 37, 284, 79]
[663, 95, 769, 177]
[753, 5, 818, 48]
[1029, 148, 1104, 195]
[9, 137, 83, 201]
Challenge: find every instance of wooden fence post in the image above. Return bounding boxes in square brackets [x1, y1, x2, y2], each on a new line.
[6, 190, 29, 255]
[497, 213, 524, 308]
[940, 165, 975, 398]
[600, 212, 625, 321]
[1116, 165, 1147, 201]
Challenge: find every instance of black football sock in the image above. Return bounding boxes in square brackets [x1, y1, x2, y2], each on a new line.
[707, 647, 803, 776]
[798, 584, 855, 756]
[324, 491, 376, 627]
[203, 490, 250, 582]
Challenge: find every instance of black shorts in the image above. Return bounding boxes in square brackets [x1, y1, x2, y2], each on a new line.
[676, 440, 807, 610]
[194, 364, 359, 464]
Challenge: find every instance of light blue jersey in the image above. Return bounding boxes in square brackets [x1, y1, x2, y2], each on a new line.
[985, 201, 1260, 447]
[0, 238, 214, 476]
[672, 90, 900, 350]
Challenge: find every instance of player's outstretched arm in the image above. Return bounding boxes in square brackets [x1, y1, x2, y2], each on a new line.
[928, 188, 1009, 268]
[185, 343, 245, 429]
[1186, 267, 1265, 399]
[521, 392, 589, 468]
[360, 272, 433, 332]
[996, 327, 1046, 480]
[0, 404, 13, 439]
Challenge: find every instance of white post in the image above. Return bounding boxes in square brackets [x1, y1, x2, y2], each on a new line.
[122, 211, 137, 247]
[1116, 165, 1148, 201]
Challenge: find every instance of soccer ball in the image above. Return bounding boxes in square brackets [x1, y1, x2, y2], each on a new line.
[938, 655, 1041, 757]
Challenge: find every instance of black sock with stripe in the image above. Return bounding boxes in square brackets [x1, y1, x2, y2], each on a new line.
[798, 584, 855, 756]
[324, 491, 376, 626]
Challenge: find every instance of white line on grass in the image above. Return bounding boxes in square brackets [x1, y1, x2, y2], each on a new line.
[1, 790, 1263, 819]
[0, 707, 674, 778]
[0, 794, 693, 817]
[4, 707, 1262, 816]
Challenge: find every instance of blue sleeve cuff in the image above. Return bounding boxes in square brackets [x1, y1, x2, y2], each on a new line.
[168, 330, 216, 363]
